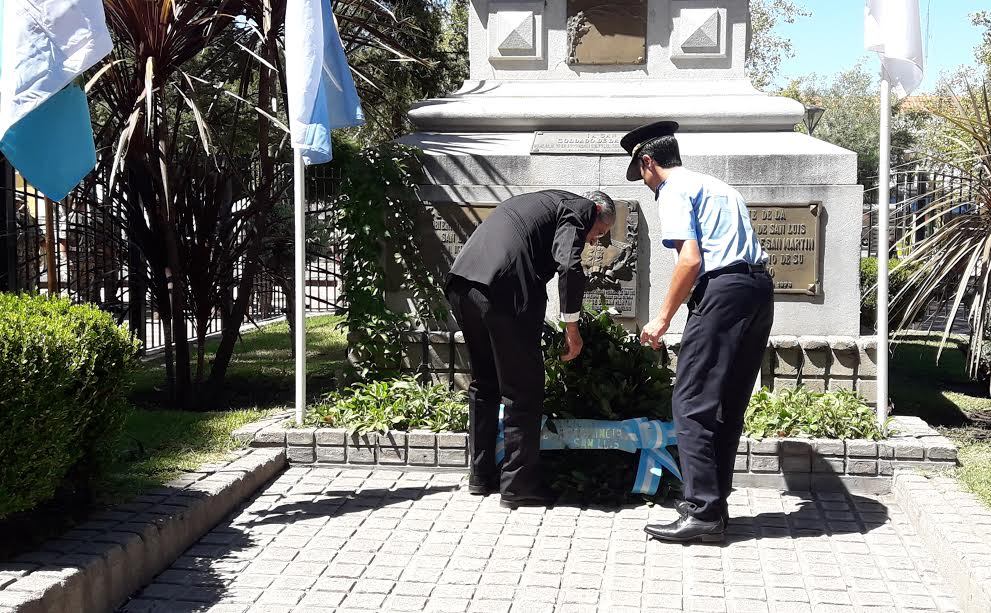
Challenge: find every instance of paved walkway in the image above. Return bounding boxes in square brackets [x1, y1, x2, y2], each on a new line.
[121, 467, 960, 613]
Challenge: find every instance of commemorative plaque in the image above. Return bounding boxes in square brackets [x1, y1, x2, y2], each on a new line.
[566, 0, 646, 65]
[530, 131, 627, 155]
[749, 203, 821, 296]
[581, 199, 639, 317]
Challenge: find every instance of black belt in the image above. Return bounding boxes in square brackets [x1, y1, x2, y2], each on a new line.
[701, 261, 767, 281]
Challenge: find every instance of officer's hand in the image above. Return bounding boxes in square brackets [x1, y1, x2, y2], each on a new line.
[562, 323, 583, 362]
[640, 317, 669, 350]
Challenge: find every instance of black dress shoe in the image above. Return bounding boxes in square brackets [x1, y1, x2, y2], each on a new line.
[467, 474, 499, 496]
[675, 500, 730, 525]
[499, 488, 556, 509]
[644, 514, 726, 543]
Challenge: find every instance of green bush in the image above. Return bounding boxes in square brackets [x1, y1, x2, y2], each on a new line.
[543, 309, 673, 421]
[745, 387, 887, 440]
[306, 376, 468, 433]
[541, 308, 676, 503]
[860, 257, 915, 328]
[0, 294, 140, 519]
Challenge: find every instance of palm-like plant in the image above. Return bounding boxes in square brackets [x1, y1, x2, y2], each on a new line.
[890, 80, 991, 383]
[87, 0, 442, 407]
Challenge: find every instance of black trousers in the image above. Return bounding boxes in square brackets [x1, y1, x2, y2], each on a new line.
[674, 269, 774, 521]
[445, 277, 545, 496]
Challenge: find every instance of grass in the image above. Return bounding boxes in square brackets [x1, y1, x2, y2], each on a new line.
[97, 409, 278, 505]
[132, 315, 349, 410]
[111, 315, 348, 501]
[890, 331, 991, 507]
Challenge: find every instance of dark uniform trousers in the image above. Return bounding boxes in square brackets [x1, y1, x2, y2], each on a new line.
[674, 266, 774, 521]
[445, 276, 545, 496]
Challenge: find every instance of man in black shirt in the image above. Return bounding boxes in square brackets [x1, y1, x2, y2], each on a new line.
[446, 190, 616, 508]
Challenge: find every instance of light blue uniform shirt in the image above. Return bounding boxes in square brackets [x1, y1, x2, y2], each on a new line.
[657, 167, 768, 277]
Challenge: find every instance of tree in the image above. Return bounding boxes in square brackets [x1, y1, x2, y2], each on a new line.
[89, 0, 437, 408]
[973, 11, 991, 73]
[747, 0, 811, 91]
[890, 81, 991, 386]
[780, 63, 927, 185]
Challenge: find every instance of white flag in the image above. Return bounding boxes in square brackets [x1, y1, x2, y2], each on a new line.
[865, 0, 925, 97]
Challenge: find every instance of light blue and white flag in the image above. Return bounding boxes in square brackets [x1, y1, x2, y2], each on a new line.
[0, 0, 112, 201]
[285, 0, 365, 165]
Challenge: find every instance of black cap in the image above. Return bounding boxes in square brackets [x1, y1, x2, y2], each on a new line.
[620, 120, 680, 181]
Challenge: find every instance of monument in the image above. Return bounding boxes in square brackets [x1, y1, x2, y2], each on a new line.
[396, 0, 872, 398]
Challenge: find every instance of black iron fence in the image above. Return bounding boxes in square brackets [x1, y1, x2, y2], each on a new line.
[0, 157, 342, 353]
[862, 164, 978, 258]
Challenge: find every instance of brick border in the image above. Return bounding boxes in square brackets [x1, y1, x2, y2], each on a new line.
[241, 415, 956, 494]
[401, 332, 880, 405]
[893, 472, 991, 613]
[0, 448, 286, 613]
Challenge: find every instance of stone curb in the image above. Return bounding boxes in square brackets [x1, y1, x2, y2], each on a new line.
[244, 415, 955, 494]
[893, 472, 991, 613]
[0, 448, 286, 613]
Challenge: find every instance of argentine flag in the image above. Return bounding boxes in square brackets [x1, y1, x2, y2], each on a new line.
[0, 0, 112, 201]
[285, 0, 365, 165]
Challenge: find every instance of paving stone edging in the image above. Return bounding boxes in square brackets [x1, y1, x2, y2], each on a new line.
[238, 414, 956, 494]
[0, 448, 286, 613]
[893, 472, 991, 613]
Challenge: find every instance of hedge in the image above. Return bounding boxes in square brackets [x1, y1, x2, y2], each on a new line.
[0, 294, 140, 518]
[860, 257, 915, 328]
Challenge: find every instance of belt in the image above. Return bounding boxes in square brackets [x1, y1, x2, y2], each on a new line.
[701, 261, 767, 281]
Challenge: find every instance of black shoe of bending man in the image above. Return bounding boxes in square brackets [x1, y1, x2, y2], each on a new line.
[675, 499, 730, 525]
[467, 473, 499, 496]
[500, 487, 557, 510]
[644, 513, 726, 543]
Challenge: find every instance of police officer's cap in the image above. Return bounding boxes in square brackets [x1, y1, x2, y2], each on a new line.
[620, 120, 680, 181]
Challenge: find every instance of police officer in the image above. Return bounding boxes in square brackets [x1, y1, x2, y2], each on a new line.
[621, 121, 774, 543]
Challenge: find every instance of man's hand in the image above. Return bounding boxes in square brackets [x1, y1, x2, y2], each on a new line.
[640, 317, 669, 350]
[562, 322, 583, 362]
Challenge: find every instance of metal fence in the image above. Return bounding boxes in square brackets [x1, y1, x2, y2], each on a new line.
[862, 165, 978, 258]
[0, 157, 342, 353]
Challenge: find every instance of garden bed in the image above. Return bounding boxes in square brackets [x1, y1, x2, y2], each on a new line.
[238, 413, 957, 495]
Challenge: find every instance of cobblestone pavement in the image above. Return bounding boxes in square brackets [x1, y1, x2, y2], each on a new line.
[121, 467, 960, 613]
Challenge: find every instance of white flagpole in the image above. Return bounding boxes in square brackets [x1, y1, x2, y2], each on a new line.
[877, 72, 891, 427]
[294, 149, 307, 426]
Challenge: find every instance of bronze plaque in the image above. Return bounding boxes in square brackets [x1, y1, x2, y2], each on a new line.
[567, 0, 646, 66]
[749, 204, 821, 296]
[581, 200, 639, 317]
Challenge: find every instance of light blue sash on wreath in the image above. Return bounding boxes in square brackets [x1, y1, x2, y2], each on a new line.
[495, 408, 682, 496]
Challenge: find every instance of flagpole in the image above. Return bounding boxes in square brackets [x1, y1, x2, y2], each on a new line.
[877, 72, 891, 427]
[294, 149, 307, 426]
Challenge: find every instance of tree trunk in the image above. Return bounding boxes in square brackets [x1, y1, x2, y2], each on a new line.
[208, 13, 280, 394]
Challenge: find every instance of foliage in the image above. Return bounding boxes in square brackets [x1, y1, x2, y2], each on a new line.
[101, 409, 275, 504]
[974, 11, 991, 75]
[747, 0, 810, 91]
[350, 0, 470, 141]
[889, 80, 991, 382]
[87, 0, 435, 407]
[306, 377, 467, 434]
[0, 294, 140, 519]
[321, 137, 446, 380]
[543, 309, 673, 421]
[745, 387, 887, 440]
[860, 257, 916, 329]
[541, 308, 676, 504]
[781, 63, 928, 185]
